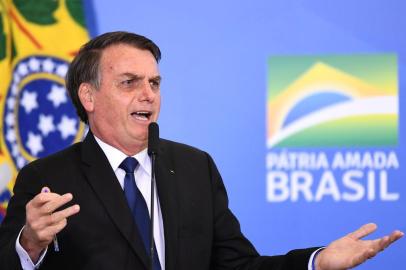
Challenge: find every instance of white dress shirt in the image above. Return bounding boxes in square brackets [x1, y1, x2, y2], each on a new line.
[16, 135, 165, 269]
[95, 136, 165, 269]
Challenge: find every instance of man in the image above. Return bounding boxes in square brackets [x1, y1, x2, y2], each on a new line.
[0, 31, 403, 270]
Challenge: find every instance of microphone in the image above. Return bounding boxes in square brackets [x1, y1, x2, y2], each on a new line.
[148, 122, 159, 270]
[148, 122, 159, 155]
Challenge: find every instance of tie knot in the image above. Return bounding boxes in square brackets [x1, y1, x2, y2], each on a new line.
[119, 157, 138, 173]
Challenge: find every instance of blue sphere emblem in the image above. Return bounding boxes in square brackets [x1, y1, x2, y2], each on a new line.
[3, 56, 84, 170]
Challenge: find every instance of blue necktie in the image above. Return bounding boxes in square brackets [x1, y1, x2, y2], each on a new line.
[120, 157, 161, 270]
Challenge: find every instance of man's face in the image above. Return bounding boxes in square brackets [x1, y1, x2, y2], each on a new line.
[83, 44, 161, 154]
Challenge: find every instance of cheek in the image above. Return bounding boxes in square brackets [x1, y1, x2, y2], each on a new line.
[93, 99, 121, 127]
[155, 95, 161, 111]
[103, 96, 127, 116]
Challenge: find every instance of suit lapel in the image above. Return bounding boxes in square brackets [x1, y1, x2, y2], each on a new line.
[81, 133, 150, 269]
[155, 141, 179, 270]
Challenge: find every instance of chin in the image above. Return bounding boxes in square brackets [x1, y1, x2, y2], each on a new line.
[131, 132, 148, 141]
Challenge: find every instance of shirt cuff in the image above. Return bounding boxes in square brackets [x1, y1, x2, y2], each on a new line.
[308, 247, 325, 270]
[15, 226, 48, 270]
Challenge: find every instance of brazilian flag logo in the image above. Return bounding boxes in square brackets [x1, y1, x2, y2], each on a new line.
[267, 54, 398, 149]
[0, 0, 89, 221]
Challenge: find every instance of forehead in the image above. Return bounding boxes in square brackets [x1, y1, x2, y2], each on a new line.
[99, 44, 159, 75]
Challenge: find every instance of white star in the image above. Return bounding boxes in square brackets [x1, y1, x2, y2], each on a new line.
[7, 96, 15, 110]
[57, 115, 77, 139]
[47, 84, 67, 107]
[38, 114, 55, 136]
[0, 162, 12, 189]
[26, 132, 44, 156]
[13, 73, 21, 84]
[56, 64, 68, 77]
[20, 91, 38, 114]
[6, 128, 16, 143]
[28, 57, 41, 72]
[17, 156, 26, 169]
[12, 144, 19, 156]
[42, 58, 55, 73]
[5, 113, 14, 126]
[11, 84, 18, 95]
[17, 63, 29, 77]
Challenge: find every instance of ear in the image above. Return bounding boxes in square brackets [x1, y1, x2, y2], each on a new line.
[78, 83, 95, 112]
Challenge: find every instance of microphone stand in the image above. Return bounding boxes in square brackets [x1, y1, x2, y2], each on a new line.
[149, 152, 156, 270]
[148, 122, 159, 270]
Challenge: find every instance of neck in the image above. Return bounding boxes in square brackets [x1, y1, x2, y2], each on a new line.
[90, 130, 147, 156]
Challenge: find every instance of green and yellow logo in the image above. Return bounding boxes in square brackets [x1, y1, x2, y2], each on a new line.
[267, 54, 398, 148]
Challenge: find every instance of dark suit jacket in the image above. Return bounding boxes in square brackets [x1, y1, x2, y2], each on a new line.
[0, 132, 318, 269]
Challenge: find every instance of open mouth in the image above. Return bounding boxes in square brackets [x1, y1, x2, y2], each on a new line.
[131, 111, 152, 121]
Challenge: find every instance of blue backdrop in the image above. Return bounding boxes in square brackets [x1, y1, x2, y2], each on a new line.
[85, 1, 405, 269]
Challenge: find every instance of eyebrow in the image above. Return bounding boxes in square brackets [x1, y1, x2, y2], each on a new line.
[150, 75, 162, 83]
[118, 73, 143, 80]
[119, 73, 162, 82]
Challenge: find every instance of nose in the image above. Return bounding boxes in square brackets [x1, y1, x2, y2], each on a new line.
[138, 80, 156, 102]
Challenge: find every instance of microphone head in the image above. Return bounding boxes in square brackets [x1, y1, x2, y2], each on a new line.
[148, 122, 159, 155]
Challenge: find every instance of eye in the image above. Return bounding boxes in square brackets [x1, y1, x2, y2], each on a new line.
[149, 79, 161, 91]
[121, 79, 134, 86]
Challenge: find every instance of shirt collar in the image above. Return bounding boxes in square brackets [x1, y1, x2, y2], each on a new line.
[94, 135, 151, 177]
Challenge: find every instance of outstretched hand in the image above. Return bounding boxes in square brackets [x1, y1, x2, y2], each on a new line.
[315, 223, 403, 270]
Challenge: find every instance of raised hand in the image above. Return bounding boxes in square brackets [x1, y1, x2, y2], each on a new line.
[315, 223, 403, 270]
[20, 187, 80, 262]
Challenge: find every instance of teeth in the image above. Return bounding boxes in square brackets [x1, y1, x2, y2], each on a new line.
[132, 111, 151, 121]
[135, 115, 148, 120]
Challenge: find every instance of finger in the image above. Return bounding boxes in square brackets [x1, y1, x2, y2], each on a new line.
[369, 236, 389, 253]
[380, 230, 404, 250]
[41, 193, 74, 215]
[348, 223, 377, 240]
[367, 230, 404, 254]
[48, 218, 68, 236]
[29, 205, 79, 243]
[30, 186, 64, 207]
[36, 218, 68, 243]
[390, 230, 404, 241]
[26, 192, 64, 226]
[49, 204, 80, 224]
[30, 192, 63, 208]
[39, 209, 80, 242]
